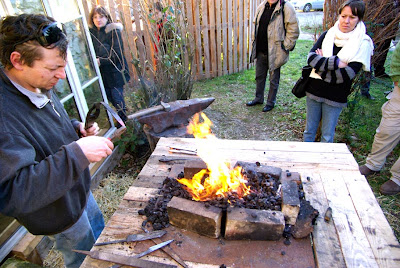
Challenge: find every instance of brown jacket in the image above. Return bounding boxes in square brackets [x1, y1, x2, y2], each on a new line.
[250, 0, 299, 71]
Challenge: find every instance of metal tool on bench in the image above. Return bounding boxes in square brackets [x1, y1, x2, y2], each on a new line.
[73, 247, 177, 268]
[94, 230, 167, 246]
[133, 239, 173, 258]
[141, 226, 188, 268]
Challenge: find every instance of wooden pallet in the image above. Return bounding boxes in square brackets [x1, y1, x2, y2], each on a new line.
[82, 138, 400, 268]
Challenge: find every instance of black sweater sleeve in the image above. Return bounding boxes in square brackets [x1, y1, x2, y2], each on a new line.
[307, 31, 362, 84]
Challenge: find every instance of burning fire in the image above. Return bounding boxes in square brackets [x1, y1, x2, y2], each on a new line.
[177, 113, 250, 201]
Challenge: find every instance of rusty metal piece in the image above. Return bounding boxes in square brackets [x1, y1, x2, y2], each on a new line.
[137, 97, 215, 133]
[94, 230, 166, 246]
[141, 226, 189, 268]
[72, 249, 176, 268]
[169, 147, 197, 155]
[324, 207, 333, 222]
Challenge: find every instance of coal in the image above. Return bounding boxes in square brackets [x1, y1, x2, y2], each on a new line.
[138, 163, 319, 237]
[139, 164, 283, 230]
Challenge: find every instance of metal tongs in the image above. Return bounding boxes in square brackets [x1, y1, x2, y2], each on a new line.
[168, 147, 197, 155]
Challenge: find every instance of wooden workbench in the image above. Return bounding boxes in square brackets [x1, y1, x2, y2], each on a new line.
[82, 138, 400, 268]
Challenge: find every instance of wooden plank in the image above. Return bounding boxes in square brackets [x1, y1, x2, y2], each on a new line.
[208, 0, 217, 78]
[344, 171, 400, 268]
[238, 0, 243, 71]
[300, 171, 346, 268]
[193, 0, 204, 79]
[215, 0, 223, 76]
[131, 0, 146, 77]
[140, 2, 155, 81]
[156, 137, 353, 154]
[321, 171, 379, 267]
[133, 175, 165, 188]
[11, 233, 43, 265]
[201, 0, 211, 78]
[123, 186, 159, 202]
[227, 0, 233, 74]
[232, 0, 238, 73]
[221, 0, 228, 75]
[243, 0, 249, 69]
[80, 0, 91, 24]
[185, 0, 197, 77]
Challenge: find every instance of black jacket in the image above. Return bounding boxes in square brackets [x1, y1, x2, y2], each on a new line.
[90, 23, 130, 89]
[0, 69, 91, 235]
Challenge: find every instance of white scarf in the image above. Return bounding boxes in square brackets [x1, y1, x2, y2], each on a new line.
[310, 20, 374, 79]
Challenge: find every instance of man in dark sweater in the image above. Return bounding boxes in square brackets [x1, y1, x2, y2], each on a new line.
[0, 14, 114, 267]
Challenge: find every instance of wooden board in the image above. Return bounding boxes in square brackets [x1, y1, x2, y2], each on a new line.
[82, 138, 400, 268]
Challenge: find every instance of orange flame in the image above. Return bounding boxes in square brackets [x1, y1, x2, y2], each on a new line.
[177, 113, 250, 201]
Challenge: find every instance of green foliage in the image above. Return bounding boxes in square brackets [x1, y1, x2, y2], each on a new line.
[114, 121, 147, 157]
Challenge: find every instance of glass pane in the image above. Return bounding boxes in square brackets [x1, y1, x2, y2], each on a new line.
[9, 0, 44, 14]
[83, 82, 111, 130]
[54, 76, 72, 99]
[47, 0, 80, 21]
[63, 96, 80, 120]
[63, 19, 97, 85]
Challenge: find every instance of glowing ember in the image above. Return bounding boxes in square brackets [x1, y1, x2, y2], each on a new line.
[177, 113, 250, 201]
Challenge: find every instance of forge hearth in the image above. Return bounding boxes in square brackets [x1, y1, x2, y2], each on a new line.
[138, 159, 318, 241]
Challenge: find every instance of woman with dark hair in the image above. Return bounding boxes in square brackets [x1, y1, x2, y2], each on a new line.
[303, 0, 373, 143]
[89, 6, 130, 124]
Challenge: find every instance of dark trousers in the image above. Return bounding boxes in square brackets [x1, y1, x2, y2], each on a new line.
[255, 52, 281, 106]
[105, 86, 127, 122]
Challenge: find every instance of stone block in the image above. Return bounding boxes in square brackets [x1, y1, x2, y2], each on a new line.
[234, 161, 282, 179]
[225, 207, 285, 241]
[280, 170, 301, 185]
[292, 200, 319, 239]
[281, 180, 300, 225]
[167, 196, 222, 238]
[184, 159, 207, 179]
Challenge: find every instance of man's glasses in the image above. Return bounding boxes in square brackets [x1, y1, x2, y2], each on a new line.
[36, 22, 66, 47]
[12, 21, 66, 49]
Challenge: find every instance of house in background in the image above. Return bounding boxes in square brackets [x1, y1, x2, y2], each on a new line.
[0, 0, 122, 263]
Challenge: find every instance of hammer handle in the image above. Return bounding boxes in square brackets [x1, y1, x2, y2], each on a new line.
[127, 105, 164, 120]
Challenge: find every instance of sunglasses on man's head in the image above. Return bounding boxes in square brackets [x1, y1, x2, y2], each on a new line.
[36, 21, 66, 47]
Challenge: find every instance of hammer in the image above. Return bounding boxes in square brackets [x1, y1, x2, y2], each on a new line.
[127, 101, 171, 121]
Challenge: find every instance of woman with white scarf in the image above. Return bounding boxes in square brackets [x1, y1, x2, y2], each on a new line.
[303, 0, 373, 143]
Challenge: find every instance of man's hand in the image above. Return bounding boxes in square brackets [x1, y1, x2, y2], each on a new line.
[76, 136, 114, 163]
[79, 122, 100, 137]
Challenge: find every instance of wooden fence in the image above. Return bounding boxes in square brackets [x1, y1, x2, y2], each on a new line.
[81, 0, 264, 81]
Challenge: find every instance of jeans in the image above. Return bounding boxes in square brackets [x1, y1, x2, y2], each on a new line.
[105, 86, 127, 122]
[365, 85, 400, 181]
[51, 192, 104, 268]
[255, 52, 281, 106]
[303, 97, 343, 143]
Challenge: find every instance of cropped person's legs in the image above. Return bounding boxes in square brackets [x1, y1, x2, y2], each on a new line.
[254, 53, 269, 103]
[266, 67, 281, 107]
[365, 90, 400, 171]
[320, 103, 343, 143]
[52, 192, 104, 268]
[303, 97, 322, 142]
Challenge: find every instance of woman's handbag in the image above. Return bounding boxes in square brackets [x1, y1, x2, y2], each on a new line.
[292, 65, 312, 98]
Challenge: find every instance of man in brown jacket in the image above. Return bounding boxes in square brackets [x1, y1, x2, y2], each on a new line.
[247, 0, 299, 112]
